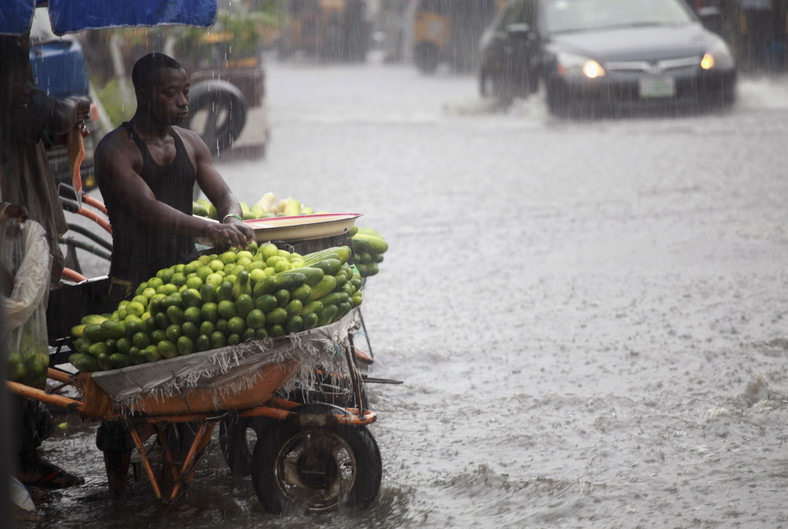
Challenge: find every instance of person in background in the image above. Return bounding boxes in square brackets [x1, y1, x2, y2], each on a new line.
[93, 52, 254, 499]
[0, 37, 85, 491]
[0, 36, 91, 287]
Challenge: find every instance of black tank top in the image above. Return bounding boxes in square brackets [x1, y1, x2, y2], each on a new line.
[106, 123, 197, 284]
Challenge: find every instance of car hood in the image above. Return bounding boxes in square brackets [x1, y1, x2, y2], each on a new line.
[548, 23, 715, 62]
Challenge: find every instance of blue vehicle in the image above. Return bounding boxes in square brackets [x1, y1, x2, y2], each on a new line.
[28, 7, 99, 189]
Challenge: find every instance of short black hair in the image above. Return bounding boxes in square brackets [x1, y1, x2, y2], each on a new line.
[131, 53, 183, 92]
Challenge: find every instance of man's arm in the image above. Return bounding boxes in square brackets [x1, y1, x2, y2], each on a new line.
[184, 128, 255, 244]
[95, 130, 253, 248]
[48, 96, 91, 137]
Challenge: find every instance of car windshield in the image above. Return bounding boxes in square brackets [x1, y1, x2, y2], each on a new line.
[544, 0, 695, 34]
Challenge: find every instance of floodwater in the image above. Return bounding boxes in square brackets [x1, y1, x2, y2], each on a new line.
[32, 58, 788, 528]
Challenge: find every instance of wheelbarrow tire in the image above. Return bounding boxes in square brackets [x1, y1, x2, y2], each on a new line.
[251, 421, 381, 514]
[219, 414, 271, 477]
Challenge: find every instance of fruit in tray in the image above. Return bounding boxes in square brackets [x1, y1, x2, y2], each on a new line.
[193, 193, 390, 278]
[192, 192, 315, 221]
[69, 244, 363, 372]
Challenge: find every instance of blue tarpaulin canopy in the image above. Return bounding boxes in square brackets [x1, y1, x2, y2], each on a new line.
[0, 0, 217, 36]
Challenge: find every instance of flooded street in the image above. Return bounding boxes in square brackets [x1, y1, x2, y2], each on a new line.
[36, 58, 788, 528]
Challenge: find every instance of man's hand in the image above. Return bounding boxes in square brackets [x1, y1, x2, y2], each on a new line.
[0, 203, 28, 223]
[207, 216, 255, 249]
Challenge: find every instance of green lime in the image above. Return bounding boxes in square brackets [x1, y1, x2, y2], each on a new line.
[236, 294, 254, 318]
[217, 300, 237, 319]
[165, 324, 182, 342]
[241, 328, 256, 342]
[195, 334, 211, 352]
[176, 336, 194, 355]
[199, 283, 217, 303]
[181, 321, 199, 340]
[200, 302, 218, 323]
[265, 307, 288, 326]
[199, 320, 215, 336]
[274, 289, 290, 308]
[210, 331, 226, 349]
[220, 251, 238, 265]
[150, 329, 166, 344]
[185, 275, 203, 290]
[156, 267, 174, 283]
[268, 324, 285, 338]
[285, 299, 303, 318]
[183, 306, 202, 325]
[181, 288, 201, 308]
[227, 316, 246, 335]
[226, 333, 241, 346]
[126, 301, 145, 317]
[196, 265, 213, 281]
[171, 272, 187, 287]
[158, 340, 177, 359]
[154, 312, 169, 330]
[246, 309, 265, 330]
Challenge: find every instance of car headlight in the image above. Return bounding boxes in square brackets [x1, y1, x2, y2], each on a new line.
[556, 52, 605, 79]
[701, 40, 735, 70]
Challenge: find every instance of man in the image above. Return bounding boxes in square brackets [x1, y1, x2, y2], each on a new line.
[0, 36, 91, 287]
[93, 52, 254, 499]
[1, 37, 85, 492]
[95, 52, 254, 295]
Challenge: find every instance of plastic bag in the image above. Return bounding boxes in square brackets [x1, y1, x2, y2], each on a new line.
[1, 219, 52, 389]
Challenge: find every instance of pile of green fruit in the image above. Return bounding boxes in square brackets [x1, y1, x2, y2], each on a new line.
[348, 226, 388, 277]
[6, 329, 49, 389]
[68, 244, 363, 373]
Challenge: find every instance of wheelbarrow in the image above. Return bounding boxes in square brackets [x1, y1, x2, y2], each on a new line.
[7, 310, 382, 513]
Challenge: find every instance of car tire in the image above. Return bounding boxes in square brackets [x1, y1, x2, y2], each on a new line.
[480, 68, 513, 109]
[414, 42, 440, 74]
[183, 80, 248, 155]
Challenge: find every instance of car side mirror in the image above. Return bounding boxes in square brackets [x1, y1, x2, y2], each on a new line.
[507, 23, 532, 39]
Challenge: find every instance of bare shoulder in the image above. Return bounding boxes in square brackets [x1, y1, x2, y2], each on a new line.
[95, 126, 140, 168]
[173, 125, 206, 149]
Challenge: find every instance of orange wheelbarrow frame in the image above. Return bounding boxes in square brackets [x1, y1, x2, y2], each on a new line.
[7, 359, 375, 503]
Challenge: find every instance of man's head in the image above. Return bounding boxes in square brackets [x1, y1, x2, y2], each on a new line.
[0, 37, 33, 112]
[131, 52, 190, 126]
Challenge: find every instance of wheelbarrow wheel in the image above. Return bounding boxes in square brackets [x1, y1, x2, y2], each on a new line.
[251, 419, 381, 514]
[219, 414, 271, 477]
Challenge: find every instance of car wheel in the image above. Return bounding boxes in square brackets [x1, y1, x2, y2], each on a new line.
[480, 68, 513, 109]
[414, 42, 439, 74]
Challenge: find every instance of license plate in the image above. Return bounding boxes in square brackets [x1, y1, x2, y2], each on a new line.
[639, 77, 676, 98]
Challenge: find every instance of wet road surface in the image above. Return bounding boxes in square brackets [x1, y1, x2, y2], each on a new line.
[35, 58, 788, 528]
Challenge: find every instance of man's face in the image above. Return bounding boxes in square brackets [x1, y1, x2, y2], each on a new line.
[147, 67, 190, 126]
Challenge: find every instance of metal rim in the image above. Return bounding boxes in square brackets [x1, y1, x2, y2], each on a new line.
[272, 429, 358, 512]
